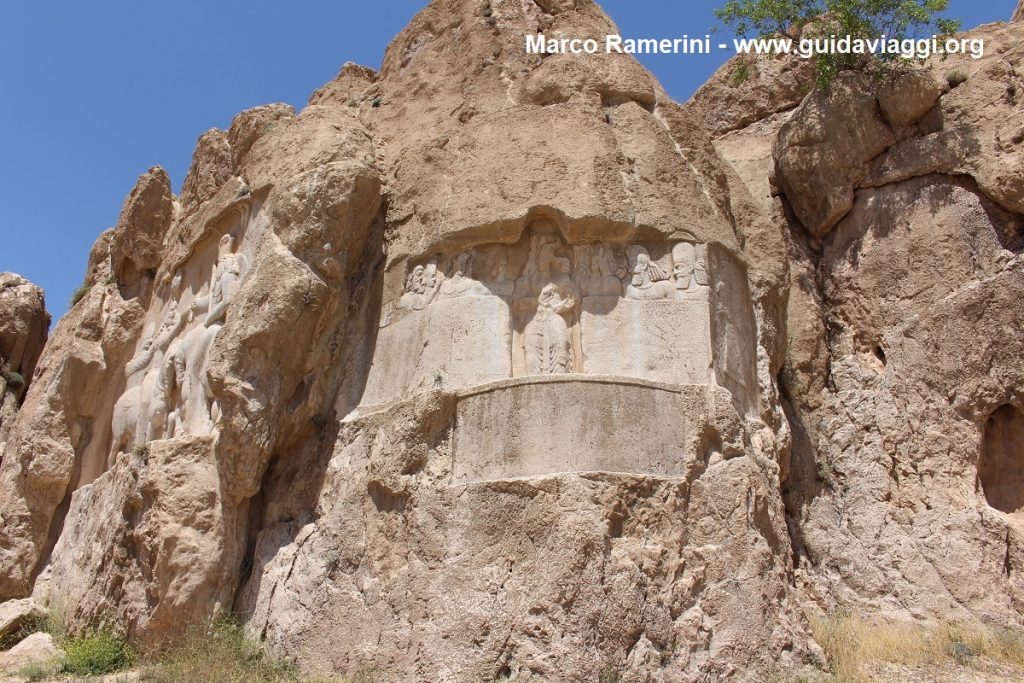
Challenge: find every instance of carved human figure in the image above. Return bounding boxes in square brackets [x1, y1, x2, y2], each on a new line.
[672, 242, 696, 291]
[671, 242, 708, 293]
[173, 233, 247, 436]
[477, 245, 515, 296]
[397, 266, 424, 310]
[517, 233, 562, 298]
[416, 262, 443, 309]
[693, 244, 709, 286]
[109, 305, 186, 461]
[524, 284, 576, 375]
[109, 323, 155, 462]
[397, 261, 444, 310]
[438, 252, 489, 300]
[623, 246, 675, 300]
[574, 243, 623, 297]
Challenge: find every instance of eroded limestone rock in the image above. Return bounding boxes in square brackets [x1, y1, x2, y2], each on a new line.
[0, 273, 48, 452]
[772, 71, 896, 238]
[0, 632, 60, 675]
[1, 1, 1021, 681]
[0, 599, 46, 644]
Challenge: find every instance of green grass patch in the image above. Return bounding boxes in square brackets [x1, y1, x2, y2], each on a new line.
[60, 629, 133, 677]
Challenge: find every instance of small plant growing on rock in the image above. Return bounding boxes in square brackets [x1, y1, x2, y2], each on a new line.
[946, 69, 968, 87]
[132, 444, 150, 461]
[69, 284, 90, 307]
[371, 97, 382, 108]
[324, 550, 341, 576]
[236, 185, 252, 198]
[731, 61, 757, 86]
[2, 370, 25, 388]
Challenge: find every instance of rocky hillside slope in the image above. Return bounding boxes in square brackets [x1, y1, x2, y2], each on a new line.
[0, 1, 1021, 681]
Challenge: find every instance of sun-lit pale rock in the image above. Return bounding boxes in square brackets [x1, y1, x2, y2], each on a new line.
[0, 1, 1021, 681]
[0, 273, 48, 452]
[0, 632, 60, 675]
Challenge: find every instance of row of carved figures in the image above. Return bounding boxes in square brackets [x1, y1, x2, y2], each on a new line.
[392, 236, 710, 376]
[109, 234, 247, 462]
[396, 238, 709, 313]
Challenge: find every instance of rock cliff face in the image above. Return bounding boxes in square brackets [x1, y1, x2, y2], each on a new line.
[0, 274, 48, 454]
[693, 11, 1024, 635]
[0, 0, 1021, 681]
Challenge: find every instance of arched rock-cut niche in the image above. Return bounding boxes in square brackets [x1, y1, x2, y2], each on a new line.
[979, 404, 1024, 514]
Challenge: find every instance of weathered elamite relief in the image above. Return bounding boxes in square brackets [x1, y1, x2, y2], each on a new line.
[108, 230, 249, 462]
[356, 216, 746, 409]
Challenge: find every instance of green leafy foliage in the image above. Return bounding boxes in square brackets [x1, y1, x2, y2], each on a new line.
[946, 69, 968, 87]
[69, 283, 90, 307]
[60, 629, 133, 676]
[716, 0, 961, 88]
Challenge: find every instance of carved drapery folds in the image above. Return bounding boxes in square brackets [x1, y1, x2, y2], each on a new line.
[108, 231, 249, 462]
[357, 217, 757, 411]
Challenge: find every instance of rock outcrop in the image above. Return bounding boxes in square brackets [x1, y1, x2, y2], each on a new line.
[0, 631, 60, 675]
[0, 273, 48, 454]
[689, 12, 1024, 640]
[0, 0, 1022, 681]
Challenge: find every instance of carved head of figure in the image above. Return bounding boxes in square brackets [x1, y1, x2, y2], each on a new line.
[554, 256, 571, 278]
[626, 246, 667, 289]
[422, 263, 439, 289]
[672, 242, 696, 290]
[452, 252, 472, 279]
[218, 233, 236, 260]
[537, 283, 561, 312]
[408, 265, 425, 294]
[597, 245, 619, 277]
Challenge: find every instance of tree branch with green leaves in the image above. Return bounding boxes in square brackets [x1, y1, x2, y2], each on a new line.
[716, 0, 961, 88]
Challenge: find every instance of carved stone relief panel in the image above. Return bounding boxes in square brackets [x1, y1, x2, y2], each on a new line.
[358, 216, 738, 409]
[707, 247, 759, 416]
[108, 227, 250, 462]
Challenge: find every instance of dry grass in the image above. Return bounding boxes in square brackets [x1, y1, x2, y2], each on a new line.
[810, 611, 1024, 681]
[140, 621, 299, 683]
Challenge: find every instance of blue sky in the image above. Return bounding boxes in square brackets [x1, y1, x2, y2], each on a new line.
[0, 1, 1015, 321]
